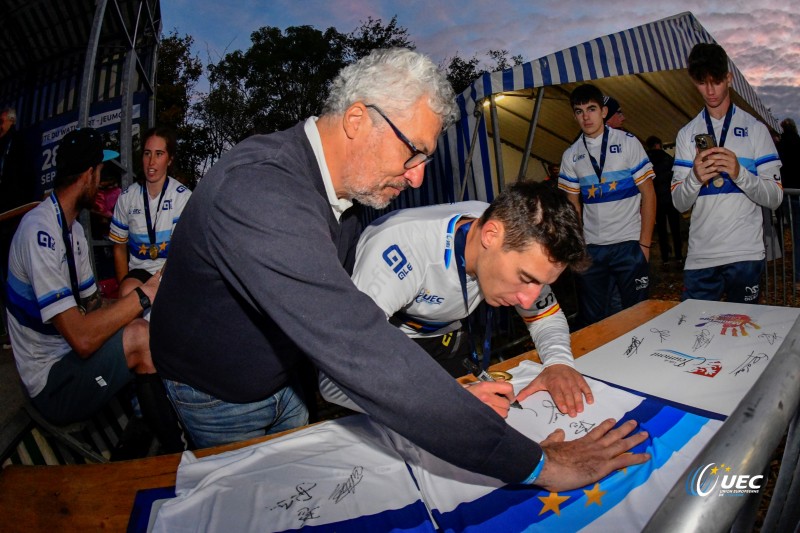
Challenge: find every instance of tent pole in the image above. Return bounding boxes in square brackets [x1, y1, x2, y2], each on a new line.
[518, 87, 545, 181]
[77, 0, 109, 282]
[489, 95, 505, 195]
[458, 110, 485, 202]
[78, 0, 108, 127]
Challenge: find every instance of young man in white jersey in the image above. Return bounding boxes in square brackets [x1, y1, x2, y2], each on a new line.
[5, 128, 184, 453]
[558, 84, 656, 327]
[671, 43, 782, 303]
[328, 182, 593, 419]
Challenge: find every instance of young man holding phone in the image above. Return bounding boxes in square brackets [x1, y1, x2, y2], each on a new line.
[671, 43, 783, 303]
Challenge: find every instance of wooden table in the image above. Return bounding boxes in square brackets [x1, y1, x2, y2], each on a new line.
[0, 300, 677, 531]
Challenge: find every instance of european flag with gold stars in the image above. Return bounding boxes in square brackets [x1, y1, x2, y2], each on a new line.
[391, 361, 723, 533]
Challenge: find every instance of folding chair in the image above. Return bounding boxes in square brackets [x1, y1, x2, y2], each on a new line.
[21, 397, 109, 464]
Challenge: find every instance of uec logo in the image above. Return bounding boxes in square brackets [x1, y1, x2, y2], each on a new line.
[686, 463, 763, 496]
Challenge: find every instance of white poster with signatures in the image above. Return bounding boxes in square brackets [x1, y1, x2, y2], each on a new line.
[575, 299, 800, 416]
[149, 359, 725, 532]
[152, 416, 434, 533]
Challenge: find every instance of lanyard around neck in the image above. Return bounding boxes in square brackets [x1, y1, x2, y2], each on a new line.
[454, 220, 494, 369]
[704, 104, 734, 148]
[582, 126, 609, 181]
[142, 178, 169, 247]
[52, 193, 84, 312]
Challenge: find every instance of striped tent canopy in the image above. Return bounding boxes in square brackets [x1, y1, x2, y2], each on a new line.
[417, 11, 780, 207]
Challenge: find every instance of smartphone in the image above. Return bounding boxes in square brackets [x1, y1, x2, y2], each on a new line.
[694, 134, 716, 151]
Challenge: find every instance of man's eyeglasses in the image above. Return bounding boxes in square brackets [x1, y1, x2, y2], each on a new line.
[365, 104, 433, 169]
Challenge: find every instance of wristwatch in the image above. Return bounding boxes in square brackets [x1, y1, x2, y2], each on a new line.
[133, 287, 151, 310]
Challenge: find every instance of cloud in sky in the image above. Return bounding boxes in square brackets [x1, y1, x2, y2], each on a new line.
[162, 0, 800, 122]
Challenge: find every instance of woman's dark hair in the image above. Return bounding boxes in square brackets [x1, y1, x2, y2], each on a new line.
[141, 126, 177, 158]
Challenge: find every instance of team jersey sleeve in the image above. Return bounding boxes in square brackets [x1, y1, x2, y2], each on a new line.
[557, 148, 580, 196]
[17, 225, 79, 323]
[74, 222, 97, 301]
[109, 186, 131, 244]
[671, 126, 703, 213]
[171, 184, 192, 226]
[629, 134, 655, 185]
[351, 230, 425, 318]
[514, 285, 574, 368]
[731, 122, 783, 209]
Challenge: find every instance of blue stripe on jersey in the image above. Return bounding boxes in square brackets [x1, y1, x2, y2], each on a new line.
[129, 228, 174, 244]
[581, 170, 640, 204]
[755, 153, 780, 168]
[5, 276, 59, 336]
[631, 157, 652, 175]
[697, 177, 745, 197]
[110, 217, 129, 231]
[38, 287, 75, 308]
[129, 241, 169, 260]
[443, 215, 460, 269]
[674, 159, 693, 169]
[560, 174, 580, 186]
[79, 277, 95, 292]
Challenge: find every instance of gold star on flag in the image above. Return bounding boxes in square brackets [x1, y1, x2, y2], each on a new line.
[587, 184, 599, 198]
[608, 180, 618, 191]
[159, 241, 167, 252]
[584, 483, 606, 507]
[538, 492, 570, 516]
[139, 244, 148, 256]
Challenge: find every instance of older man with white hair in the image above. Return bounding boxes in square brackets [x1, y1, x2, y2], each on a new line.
[151, 48, 649, 491]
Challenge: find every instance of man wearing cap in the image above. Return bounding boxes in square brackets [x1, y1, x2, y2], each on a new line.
[4, 128, 184, 453]
[603, 96, 625, 130]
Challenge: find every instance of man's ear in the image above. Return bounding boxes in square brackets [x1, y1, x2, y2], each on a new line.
[601, 105, 608, 120]
[343, 102, 368, 140]
[78, 167, 94, 185]
[480, 219, 504, 249]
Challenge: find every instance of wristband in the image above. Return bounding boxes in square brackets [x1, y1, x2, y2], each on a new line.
[522, 451, 546, 485]
[639, 242, 651, 248]
[133, 287, 152, 311]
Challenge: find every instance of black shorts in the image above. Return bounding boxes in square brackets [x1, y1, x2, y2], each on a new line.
[412, 330, 472, 378]
[123, 268, 153, 284]
[31, 329, 133, 425]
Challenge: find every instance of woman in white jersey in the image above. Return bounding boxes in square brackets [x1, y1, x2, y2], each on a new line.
[110, 127, 192, 299]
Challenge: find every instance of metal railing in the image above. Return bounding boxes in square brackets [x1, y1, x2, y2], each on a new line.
[762, 189, 800, 307]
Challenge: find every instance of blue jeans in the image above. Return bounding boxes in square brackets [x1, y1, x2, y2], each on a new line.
[163, 379, 309, 449]
[682, 260, 764, 304]
[576, 240, 649, 327]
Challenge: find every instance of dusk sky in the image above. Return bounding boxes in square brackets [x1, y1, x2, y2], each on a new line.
[161, 0, 799, 124]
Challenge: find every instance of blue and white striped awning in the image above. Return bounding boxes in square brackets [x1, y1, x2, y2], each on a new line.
[432, 11, 779, 204]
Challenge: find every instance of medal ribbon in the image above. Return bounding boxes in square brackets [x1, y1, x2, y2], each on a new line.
[142, 178, 169, 256]
[704, 104, 735, 182]
[454, 220, 494, 370]
[704, 103, 734, 148]
[582, 125, 610, 181]
[51, 192, 84, 311]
